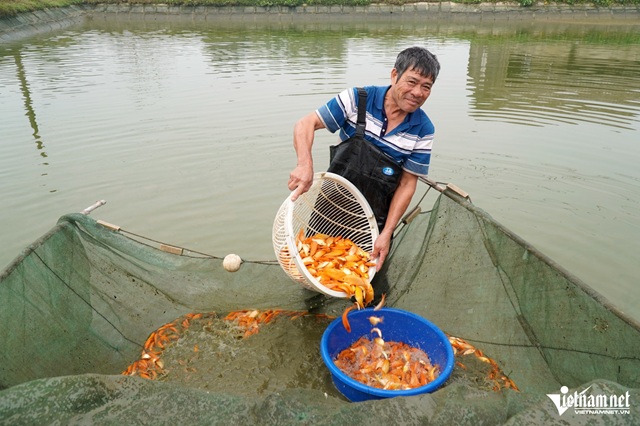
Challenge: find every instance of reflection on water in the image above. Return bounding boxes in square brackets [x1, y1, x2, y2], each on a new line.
[469, 41, 640, 129]
[0, 16, 639, 321]
[13, 51, 48, 160]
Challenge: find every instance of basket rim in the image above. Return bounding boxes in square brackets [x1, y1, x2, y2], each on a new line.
[284, 172, 379, 298]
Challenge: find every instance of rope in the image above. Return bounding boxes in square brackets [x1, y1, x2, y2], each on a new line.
[98, 178, 448, 265]
[117, 228, 280, 265]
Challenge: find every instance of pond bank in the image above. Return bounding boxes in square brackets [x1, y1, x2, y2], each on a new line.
[1, 2, 639, 41]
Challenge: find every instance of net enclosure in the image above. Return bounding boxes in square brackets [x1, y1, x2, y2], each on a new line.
[0, 179, 639, 425]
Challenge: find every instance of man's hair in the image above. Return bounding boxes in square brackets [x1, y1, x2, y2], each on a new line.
[394, 47, 441, 83]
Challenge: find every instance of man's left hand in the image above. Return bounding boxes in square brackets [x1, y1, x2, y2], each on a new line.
[372, 231, 392, 271]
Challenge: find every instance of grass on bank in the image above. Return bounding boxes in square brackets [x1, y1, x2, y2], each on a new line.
[0, 0, 638, 19]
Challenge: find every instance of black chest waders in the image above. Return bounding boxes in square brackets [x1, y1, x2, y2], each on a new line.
[327, 88, 402, 232]
[305, 89, 398, 309]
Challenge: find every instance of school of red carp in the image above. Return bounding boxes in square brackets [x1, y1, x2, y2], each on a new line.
[122, 231, 518, 393]
[122, 309, 518, 393]
[334, 313, 441, 391]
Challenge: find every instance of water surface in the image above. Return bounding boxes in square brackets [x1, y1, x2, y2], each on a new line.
[1, 15, 639, 320]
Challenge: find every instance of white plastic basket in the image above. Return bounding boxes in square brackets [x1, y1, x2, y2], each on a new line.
[272, 172, 379, 297]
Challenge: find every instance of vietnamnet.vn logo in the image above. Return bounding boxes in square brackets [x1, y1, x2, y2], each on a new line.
[547, 385, 631, 416]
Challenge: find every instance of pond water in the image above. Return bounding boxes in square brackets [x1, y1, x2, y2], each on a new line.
[1, 14, 639, 321]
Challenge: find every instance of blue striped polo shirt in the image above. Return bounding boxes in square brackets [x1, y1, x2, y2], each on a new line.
[316, 85, 434, 177]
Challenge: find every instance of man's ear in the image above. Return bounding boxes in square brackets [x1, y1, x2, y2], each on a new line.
[390, 68, 398, 84]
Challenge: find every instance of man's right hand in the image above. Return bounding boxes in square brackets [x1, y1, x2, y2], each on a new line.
[288, 165, 314, 201]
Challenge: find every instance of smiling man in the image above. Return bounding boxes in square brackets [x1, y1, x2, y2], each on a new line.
[288, 46, 441, 276]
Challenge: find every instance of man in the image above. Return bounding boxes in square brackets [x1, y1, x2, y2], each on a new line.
[288, 46, 440, 275]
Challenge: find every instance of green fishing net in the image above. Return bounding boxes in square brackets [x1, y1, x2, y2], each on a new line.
[1, 186, 638, 425]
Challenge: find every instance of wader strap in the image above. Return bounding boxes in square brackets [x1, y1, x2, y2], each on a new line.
[355, 87, 367, 137]
[327, 87, 402, 230]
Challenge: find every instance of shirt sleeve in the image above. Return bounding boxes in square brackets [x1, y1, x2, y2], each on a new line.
[316, 88, 358, 134]
[402, 127, 434, 177]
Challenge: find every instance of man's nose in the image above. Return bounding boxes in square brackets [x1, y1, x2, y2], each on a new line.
[412, 85, 426, 99]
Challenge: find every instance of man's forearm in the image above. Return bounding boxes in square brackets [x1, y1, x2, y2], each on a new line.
[293, 123, 313, 166]
[289, 111, 326, 199]
[293, 111, 326, 166]
[380, 172, 418, 237]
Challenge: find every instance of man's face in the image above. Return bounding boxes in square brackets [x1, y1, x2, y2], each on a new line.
[389, 67, 434, 113]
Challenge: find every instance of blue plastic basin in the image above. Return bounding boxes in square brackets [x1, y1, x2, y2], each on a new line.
[320, 307, 454, 402]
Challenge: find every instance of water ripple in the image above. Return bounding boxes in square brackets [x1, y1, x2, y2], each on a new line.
[467, 44, 640, 129]
[1, 18, 639, 319]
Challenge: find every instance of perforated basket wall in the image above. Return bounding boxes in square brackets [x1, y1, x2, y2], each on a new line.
[272, 172, 379, 297]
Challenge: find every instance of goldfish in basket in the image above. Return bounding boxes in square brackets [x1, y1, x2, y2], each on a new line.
[295, 230, 376, 309]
